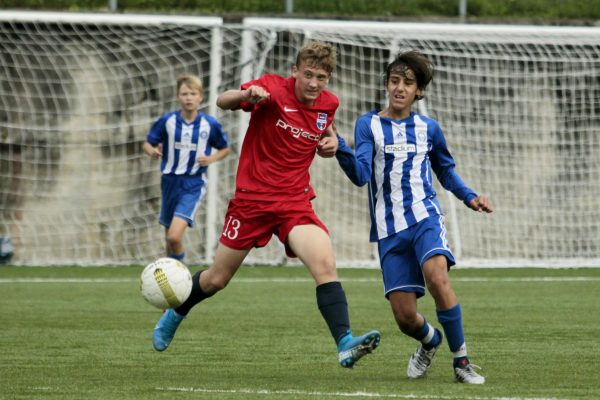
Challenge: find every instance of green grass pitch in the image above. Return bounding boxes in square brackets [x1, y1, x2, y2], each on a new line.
[1, 265, 599, 400]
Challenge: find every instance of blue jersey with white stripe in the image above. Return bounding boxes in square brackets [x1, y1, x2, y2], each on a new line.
[336, 110, 477, 242]
[146, 111, 229, 176]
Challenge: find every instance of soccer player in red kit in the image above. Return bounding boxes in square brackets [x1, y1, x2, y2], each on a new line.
[152, 41, 381, 368]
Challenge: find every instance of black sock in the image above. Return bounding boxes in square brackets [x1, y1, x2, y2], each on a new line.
[175, 270, 211, 316]
[316, 281, 351, 344]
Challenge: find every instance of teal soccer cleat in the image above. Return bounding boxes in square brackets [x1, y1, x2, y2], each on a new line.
[337, 330, 381, 368]
[152, 308, 185, 352]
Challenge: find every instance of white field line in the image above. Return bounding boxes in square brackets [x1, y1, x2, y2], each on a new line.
[0, 276, 599, 284]
[157, 386, 563, 400]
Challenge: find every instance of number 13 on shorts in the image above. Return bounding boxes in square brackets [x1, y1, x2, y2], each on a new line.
[222, 216, 241, 240]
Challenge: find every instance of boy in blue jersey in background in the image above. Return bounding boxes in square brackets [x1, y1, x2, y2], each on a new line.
[334, 51, 492, 384]
[143, 74, 230, 262]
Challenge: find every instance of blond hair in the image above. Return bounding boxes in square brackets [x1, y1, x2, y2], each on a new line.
[295, 41, 337, 74]
[176, 74, 204, 96]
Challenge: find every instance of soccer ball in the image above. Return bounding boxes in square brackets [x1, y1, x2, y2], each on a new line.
[140, 258, 193, 309]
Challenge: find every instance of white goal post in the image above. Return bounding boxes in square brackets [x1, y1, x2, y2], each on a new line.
[1, 12, 599, 267]
[0, 11, 226, 265]
[239, 18, 600, 268]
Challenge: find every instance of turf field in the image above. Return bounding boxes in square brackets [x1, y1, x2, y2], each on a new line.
[0, 265, 598, 400]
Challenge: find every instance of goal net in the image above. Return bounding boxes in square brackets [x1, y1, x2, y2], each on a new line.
[0, 12, 231, 265]
[1, 12, 599, 267]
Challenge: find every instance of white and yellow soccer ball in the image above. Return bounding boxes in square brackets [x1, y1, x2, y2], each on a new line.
[140, 257, 193, 309]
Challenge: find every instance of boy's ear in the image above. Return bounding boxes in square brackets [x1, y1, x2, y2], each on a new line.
[415, 89, 425, 101]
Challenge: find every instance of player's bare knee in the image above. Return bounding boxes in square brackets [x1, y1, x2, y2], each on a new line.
[395, 311, 419, 334]
[309, 258, 337, 284]
[203, 271, 232, 293]
[208, 278, 228, 292]
[425, 272, 450, 294]
[165, 234, 182, 250]
[391, 304, 418, 330]
[322, 257, 336, 275]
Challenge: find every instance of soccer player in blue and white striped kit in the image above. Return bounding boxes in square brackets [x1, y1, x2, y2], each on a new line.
[335, 51, 493, 384]
[143, 74, 230, 262]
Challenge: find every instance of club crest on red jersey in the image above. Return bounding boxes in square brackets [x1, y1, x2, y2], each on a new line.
[316, 113, 327, 131]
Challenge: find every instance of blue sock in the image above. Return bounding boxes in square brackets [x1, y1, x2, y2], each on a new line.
[168, 252, 185, 262]
[413, 317, 441, 350]
[436, 304, 468, 365]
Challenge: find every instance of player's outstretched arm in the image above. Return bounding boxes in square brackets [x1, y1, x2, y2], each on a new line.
[216, 86, 270, 110]
[333, 120, 373, 187]
[467, 195, 493, 213]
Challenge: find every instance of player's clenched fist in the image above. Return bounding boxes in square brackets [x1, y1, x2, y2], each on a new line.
[244, 85, 270, 104]
[317, 123, 339, 158]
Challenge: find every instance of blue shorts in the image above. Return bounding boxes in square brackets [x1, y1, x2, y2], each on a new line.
[378, 214, 455, 299]
[159, 174, 206, 228]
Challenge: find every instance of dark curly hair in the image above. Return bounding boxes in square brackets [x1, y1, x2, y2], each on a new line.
[385, 50, 433, 100]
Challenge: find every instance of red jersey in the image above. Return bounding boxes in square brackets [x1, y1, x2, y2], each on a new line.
[235, 74, 339, 201]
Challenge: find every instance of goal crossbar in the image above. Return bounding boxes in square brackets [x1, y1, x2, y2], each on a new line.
[1, 12, 599, 268]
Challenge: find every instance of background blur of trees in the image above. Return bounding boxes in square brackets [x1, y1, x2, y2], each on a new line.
[1, 0, 598, 23]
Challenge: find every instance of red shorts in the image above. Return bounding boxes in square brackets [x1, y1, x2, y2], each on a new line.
[219, 197, 328, 257]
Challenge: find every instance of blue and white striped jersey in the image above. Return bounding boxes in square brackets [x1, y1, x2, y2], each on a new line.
[336, 110, 476, 242]
[146, 111, 229, 176]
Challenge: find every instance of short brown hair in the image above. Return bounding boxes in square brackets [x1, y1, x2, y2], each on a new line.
[295, 41, 337, 74]
[176, 74, 204, 96]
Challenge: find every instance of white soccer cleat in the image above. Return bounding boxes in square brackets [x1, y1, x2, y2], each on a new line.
[407, 346, 439, 378]
[454, 363, 486, 384]
[406, 330, 442, 379]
